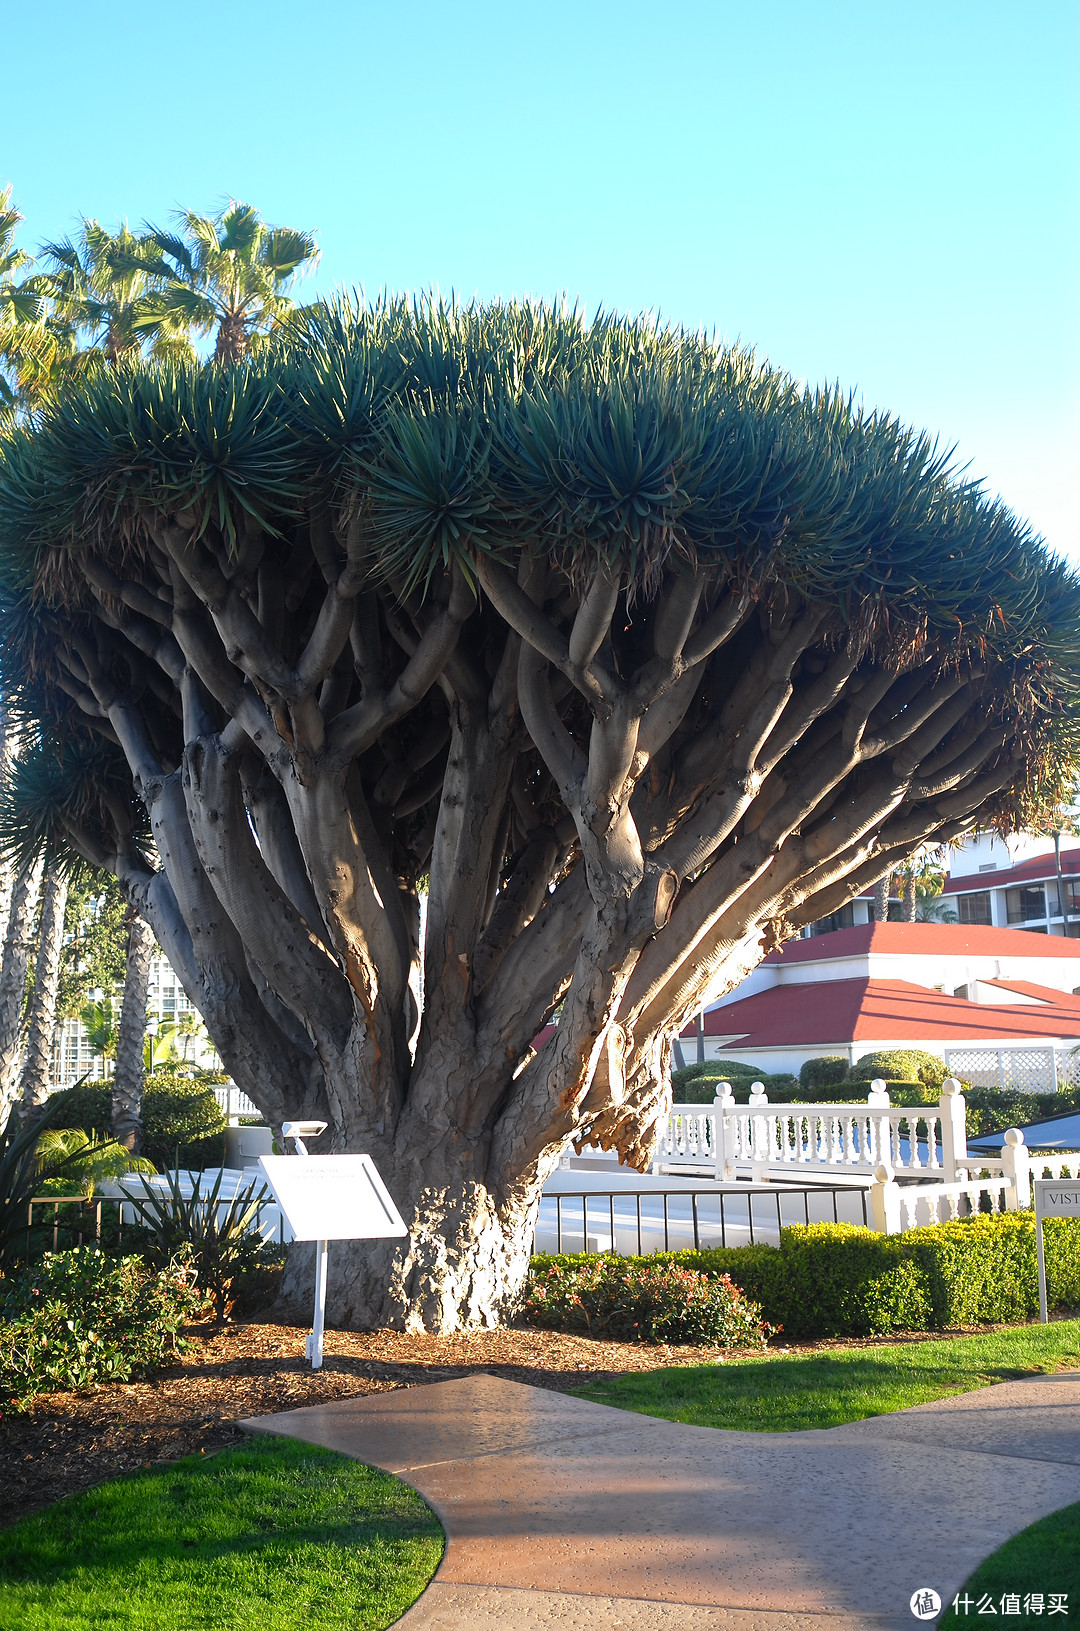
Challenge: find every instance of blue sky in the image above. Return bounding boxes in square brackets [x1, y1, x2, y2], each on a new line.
[5, 0, 1077, 556]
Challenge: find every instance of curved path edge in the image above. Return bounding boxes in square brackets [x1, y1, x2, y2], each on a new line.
[239, 1370, 1080, 1631]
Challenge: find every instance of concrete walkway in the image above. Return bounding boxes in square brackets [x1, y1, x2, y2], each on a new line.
[240, 1371, 1080, 1631]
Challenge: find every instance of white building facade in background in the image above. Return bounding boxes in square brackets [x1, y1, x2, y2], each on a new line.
[676, 834, 1080, 1088]
[50, 954, 221, 1090]
[803, 832, 1080, 940]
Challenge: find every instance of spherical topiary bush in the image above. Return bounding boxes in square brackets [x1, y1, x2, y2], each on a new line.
[799, 1056, 850, 1091]
[853, 1050, 946, 1088]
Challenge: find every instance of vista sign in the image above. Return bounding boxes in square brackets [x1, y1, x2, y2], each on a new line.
[1033, 1179, 1080, 1322]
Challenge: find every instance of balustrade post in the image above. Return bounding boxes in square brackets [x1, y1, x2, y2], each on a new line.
[939, 1078, 967, 1181]
[1001, 1128, 1031, 1210]
[749, 1083, 771, 1182]
[866, 1078, 892, 1171]
[713, 1083, 734, 1181]
[869, 1163, 902, 1234]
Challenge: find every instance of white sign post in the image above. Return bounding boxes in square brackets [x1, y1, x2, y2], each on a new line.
[258, 1122, 407, 1369]
[1033, 1179, 1080, 1323]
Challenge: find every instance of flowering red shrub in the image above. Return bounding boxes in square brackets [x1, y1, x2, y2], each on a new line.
[522, 1257, 772, 1346]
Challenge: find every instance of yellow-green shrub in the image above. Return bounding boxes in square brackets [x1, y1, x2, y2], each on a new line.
[528, 1213, 1080, 1339]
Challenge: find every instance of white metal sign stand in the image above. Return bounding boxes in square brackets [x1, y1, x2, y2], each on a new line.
[259, 1121, 408, 1369]
[1033, 1178, 1080, 1323]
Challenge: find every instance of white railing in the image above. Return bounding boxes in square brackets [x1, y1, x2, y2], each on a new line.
[871, 1173, 1014, 1232]
[658, 1080, 1076, 1234]
[213, 1083, 260, 1121]
[660, 1080, 967, 1185]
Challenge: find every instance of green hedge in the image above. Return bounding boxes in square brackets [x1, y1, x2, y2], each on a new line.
[528, 1214, 1080, 1339]
[521, 1258, 772, 1345]
[671, 1060, 756, 1094]
[677, 1073, 799, 1103]
[672, 1066, 1080, 1135]
[798, 1056, 849, 1091]
[853, 1049, 947, 1087]
[964, 1084, 1080, 1138]
[50, 1070, 227, 1170]
[846, 1079, 939, 1104]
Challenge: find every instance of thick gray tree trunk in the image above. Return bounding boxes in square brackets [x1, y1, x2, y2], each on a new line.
[17, 867, 69, 1115]
[903, 875, 918, 921]
[873, 875, 891, 922]
[0, 853, 44, 1122]
[111, 913, 154, 1152]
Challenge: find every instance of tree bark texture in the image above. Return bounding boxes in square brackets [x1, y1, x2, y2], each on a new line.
[0, 704, 18, 952]
[2, 312, 1073, 1327]
[111, 912, 154, 1151]
[873, 875, 891, 923]
[0, 854, 43, 1122]
[17, 868, 69, 1115]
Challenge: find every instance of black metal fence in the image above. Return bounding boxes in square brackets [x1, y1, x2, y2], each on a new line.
[533, 1184, 871, 1256]
[19, 1191, 285, 1264]
[20, 1195, 128, 1260]
[23, 1182, 870, 1266]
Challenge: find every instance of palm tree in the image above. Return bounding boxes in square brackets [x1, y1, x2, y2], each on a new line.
[80, 995, 118, 1076]
[111, 912, 154, 1151]
[0, 185, 51, 425]
[0, 851, 43, 1120]
[17, 863, 70, 1116]
[872, 875, 891, 922]
[36, 220, 194, 367]
[138, 202, 319, 363]
[0, 730, 149, 1125]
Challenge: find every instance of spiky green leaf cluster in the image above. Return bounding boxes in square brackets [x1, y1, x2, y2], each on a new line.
[1, 295, 1079, 826]
[0, 730, 150, 873]
[0, 295, 1075, 651]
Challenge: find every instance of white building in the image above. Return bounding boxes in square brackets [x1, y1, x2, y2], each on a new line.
[680, 920, 1080, 1083]
[51, 954, 220, 1090]
[803, 833, 1080, 940]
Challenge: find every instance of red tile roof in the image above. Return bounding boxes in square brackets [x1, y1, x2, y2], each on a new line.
[684, 977, 1080, 1048]
[979, 979, 1080, 1006]
[763, 921, 1080, 965]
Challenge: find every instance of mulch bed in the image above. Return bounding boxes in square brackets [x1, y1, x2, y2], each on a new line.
[0, 1313, 1037, 1531]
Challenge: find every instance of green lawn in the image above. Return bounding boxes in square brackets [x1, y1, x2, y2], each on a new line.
[937, 1500, 1080, 1626]
[0, 1434, 443, 1631]
[573, 1319, 1080, 1433]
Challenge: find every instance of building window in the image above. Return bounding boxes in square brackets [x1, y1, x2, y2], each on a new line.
[1047, 881, 1080, 919]
[957, 891, 992, 926]
[1006, 886, 1047, 924]
[809, 904, 855, 937]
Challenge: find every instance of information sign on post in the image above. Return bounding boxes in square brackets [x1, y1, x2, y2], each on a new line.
[258, 1127, 407, 1369]
[1033, 1179, 1080, 1323]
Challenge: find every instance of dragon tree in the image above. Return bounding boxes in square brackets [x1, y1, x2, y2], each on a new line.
[1, 298, 1077, 1330]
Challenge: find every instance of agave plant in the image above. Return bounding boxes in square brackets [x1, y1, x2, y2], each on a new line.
[120, 1167, 271, 1321]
